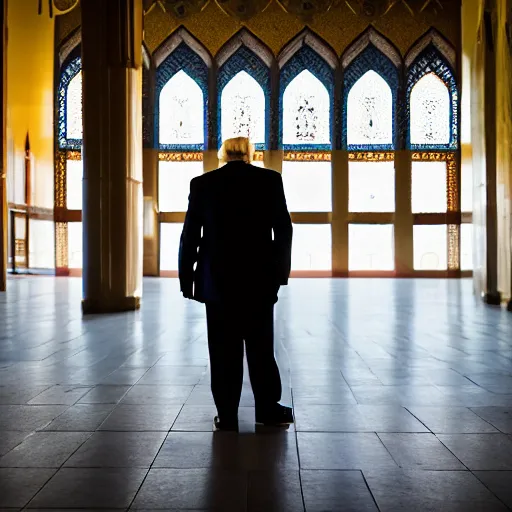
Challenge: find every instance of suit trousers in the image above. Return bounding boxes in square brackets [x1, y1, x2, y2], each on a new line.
[205, 301, 282, 420]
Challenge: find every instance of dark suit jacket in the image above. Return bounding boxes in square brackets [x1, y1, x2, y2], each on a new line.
[178, 161, 293, 304]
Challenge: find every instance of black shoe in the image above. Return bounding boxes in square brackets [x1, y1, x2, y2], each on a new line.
[255, 404, 294, 426]
[213, 416, 239, 432]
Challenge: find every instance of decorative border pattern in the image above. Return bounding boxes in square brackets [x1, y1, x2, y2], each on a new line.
[343, 45, 399, 151]
[217, 45, 271, 150]
[348, 152, 394, 161]
[155, 42, 209, 151]
[279, 45, 335, 150]
[58, 55, 82, 150]
[411, 151, 455, 162]
[284, 151, 332, 161]
[159, 151, 204, 161]
[55, 150, 67, 209]
[446, 156, 458, 213]
[55, 221, 69, 269]
[448, 224, 459, 271]
[406, 45, 458, 150]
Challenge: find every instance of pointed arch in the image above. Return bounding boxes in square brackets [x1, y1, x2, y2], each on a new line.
[278, 30, 336, 149]
[406, 34, 458, 149]
[216, 28, 274, 69]
[342, 27, 401, 71]
[342, 29, 400, 150]
[58, 27, 81, 67]
[154, 26, 212, 69]
[58, 45, 82, 149]
[155, 29, 210, 150]
[405, 29, 456, 70]
[217, 30, 272, 149]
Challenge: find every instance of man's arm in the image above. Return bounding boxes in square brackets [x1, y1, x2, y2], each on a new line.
[272, 173, 293, 285]
[178, 178, 202, 299]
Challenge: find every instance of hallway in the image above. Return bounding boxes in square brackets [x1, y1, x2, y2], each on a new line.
[1, 277, 512, 511]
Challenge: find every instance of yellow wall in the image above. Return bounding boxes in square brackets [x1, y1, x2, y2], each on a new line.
[7, 0, 54, 209]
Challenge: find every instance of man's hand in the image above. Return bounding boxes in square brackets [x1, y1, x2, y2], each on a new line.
[181, 285, 193, 300]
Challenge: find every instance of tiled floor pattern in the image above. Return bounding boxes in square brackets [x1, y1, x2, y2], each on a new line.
[1, 277, 512, 511]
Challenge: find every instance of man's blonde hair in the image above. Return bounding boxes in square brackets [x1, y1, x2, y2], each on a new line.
[218, 137, 255, 164]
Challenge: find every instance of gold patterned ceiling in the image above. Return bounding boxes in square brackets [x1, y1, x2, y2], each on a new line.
[56, 0, 459, 58]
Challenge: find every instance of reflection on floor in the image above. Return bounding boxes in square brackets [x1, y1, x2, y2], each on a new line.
[1, 277, 512, 511]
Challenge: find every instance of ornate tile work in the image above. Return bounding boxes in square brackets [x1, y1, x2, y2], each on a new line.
[159, 152, 204, 161]
[279, 45, 335, 150]
[156, 42, 209, 151]
[343, 44, 399, 150]
[142, 64, 154, 148]
[55, 222, 69, 269]
[448, 224, 459, 270]
[58, 54, 82, 150]
[406, 45, 458, 150]
[283, 151, 331, 161]
[55, 150, 67, 209]
[446, 155, 458, 213]
[348, 151, 394, 161]
[217, 45, 270, 150]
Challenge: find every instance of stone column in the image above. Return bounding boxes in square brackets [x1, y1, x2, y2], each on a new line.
[81, 0, 143, 313]
[482, 9, 501, 305]
[0, 0, 6, 292]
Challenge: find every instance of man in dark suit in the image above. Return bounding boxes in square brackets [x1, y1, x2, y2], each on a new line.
[179, 137, 293, 431]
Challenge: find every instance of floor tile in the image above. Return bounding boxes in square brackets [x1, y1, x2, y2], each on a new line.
[0, 406, 67, 431]
[27, 385, 92, 405]
[248, 470, 304, 512]
[301, 470, 378, 511]
[120, 385, 193, 405]
[471, 407, 512, 433]
[437, 434, 512, 470]
[0, 468, 56, 508]
[137, 366, 206, 386]
[28, 468, 147, 509]
[131, 468, 246, 511]
[154, 430, 297, 470]
[474, 471, 512, 509]
[100, 367, 150, 385]
[42, 404, 115, 431]
[406, 406, 499, 433]
[78, 386, 131, 404]
[377, 433, 466, 469]
[0, 432, 91, 468]
[171, 405, 256, 432]
[64, 431, 166, 468]
[98, 404, 182, 431]
[297, 432, 398, 470]
[365, 469, 509, 511]
[292, 385, 357, 405]
[0, 386, 52, 405]
[0, 432, 32, 457]
[295, 405, 428, 432]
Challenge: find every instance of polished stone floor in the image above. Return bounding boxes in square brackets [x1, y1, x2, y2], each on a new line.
[1, 277, 512, 511]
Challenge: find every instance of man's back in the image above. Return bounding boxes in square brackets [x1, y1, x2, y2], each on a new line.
[179, 161, 292, 303]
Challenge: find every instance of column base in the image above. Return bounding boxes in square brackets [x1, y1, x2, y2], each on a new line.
[483, 291, 502, 306]
[82, 296, 141, 315]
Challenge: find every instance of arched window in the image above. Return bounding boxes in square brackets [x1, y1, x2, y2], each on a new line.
[156, 42, 209, 150]
[66, 71, 82, 141]
[406, 45, 457, 149]
[279, 43, 334, 150]
[58, 54, 82, 149]
[342, 42, 399, 150]
[159, 70, 204, 146]
[283, 70, 330, 146]
[217, 42, 270, 149]
[347, 70, 393, 147]
[410, 73, 450, 146]
[221, 70, 265, 145]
